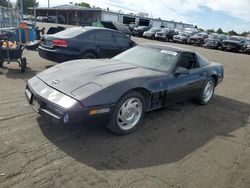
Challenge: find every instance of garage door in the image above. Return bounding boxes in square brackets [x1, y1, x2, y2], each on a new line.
[102, 13, 119, 22]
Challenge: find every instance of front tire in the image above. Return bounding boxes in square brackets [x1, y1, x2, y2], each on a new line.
[106, 91, 146, 135]
[194, 78, 215, 105]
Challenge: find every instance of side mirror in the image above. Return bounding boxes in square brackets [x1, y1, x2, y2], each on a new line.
[174, 67, 189, 75]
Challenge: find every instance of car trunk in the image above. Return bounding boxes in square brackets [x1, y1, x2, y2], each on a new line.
[40, 35, 69, 49]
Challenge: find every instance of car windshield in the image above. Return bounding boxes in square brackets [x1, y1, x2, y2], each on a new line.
[209, 34, 219, 39]
[229, 36, 243, 41]
[148, 28, 160, 32]
[113, 46, 179, 72]
[53, 27, 87, 38]
[179, 33, 187, 36]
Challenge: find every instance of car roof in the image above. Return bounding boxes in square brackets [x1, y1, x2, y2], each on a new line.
[83, 26, 118, 32]
[139, 43, 194, 53]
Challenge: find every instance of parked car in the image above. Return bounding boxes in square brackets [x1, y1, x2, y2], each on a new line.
[203, 33, 225, 49]
[125, 23, 136, 32]
[173, 32, 190, 44]
[132, 26, 150, 37]
[221, 36, 246, 52]
[143, 27, 162, 39]
[38, 27, 135, 62]
[36, 16, 48, 22]
[243, 40, 250, 54]
[188, 32, 208, 46]
[26, 43, 224, 134]
[155, 28, 176, 42]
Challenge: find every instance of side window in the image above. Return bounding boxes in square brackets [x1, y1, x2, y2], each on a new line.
[178, 53, 199, 69]
[114, 32, 130, 44]
[84, 32, 95, 41]
[95, 31, 115, 43]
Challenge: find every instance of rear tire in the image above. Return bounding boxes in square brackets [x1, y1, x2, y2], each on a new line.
[106, 91, 146, 135]
[194, 78, 215, 105]
[81, 53, 96, 59]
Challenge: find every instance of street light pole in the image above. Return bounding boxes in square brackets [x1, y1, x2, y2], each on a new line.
[48, 0, 50, 8]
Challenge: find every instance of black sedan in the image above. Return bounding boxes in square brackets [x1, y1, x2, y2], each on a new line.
[203, 34, 227, 49]
[173, 32, 190, 44]
[26, 44, 224, 134]
[221, 36, 246, 52]
[132, 26, 150, 37]
[155, 28, 176, 42]
[38, 27, 135, 62]
[188, 33, 208, 46]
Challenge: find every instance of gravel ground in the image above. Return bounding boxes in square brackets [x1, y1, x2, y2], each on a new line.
[0, 25, 250, 188]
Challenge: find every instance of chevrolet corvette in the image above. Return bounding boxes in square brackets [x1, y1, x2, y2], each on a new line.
[25, 43, 224, 134]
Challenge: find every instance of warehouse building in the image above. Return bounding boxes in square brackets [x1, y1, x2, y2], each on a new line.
[30, 4, 193, 29]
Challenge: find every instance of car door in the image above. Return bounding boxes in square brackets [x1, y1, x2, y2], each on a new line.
[165, 53, 207, 105]
[94, 30, 120, 58]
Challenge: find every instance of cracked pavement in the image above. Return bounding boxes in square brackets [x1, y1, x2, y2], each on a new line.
[0, 28, 250, 188]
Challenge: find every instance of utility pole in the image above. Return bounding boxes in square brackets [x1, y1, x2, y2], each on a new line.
[48, 0, 50, 8]
[20, 0, 23, 20]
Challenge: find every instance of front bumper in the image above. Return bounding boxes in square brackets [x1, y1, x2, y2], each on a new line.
[173, 38, 186, 43]
[189, 38, 204, 45]
[26, 76, 113, 125]
[155, 35, 166, 40]
[203, 42, 217, 49]
[221, 44, 240, 52]
[143, 33, 154, 38]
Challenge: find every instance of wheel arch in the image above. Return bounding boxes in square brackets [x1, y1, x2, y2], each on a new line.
[81, 49, 98, 58]
[118, 87, 152, 110]
[210, 74, 218, 86]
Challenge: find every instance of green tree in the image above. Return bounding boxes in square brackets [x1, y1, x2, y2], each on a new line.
[206, 29, 215, 33]
[198, 28, 204, 31]
[75, 2, 91, 8]
[16, 0, 38, 14]
[216, 28, 223, 34]
[228, 30, 238, 36]
[240, 31, 248, 36]
[0, 0, 12, 8]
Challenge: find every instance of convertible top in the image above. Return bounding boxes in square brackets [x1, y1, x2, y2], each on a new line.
[140, 43, 194, 53]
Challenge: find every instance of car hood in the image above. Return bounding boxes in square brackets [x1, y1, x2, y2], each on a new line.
[144, 31, 154, 34]
[223, 40, 241, 45]
[36, 59, 160, 99]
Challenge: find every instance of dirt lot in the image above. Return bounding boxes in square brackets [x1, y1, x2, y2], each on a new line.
[0, 28, 250, 188]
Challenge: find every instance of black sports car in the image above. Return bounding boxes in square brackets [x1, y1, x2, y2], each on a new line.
[26, 44, 224, 134]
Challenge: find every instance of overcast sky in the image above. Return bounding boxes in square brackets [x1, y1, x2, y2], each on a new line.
[13, 0, 250, 32]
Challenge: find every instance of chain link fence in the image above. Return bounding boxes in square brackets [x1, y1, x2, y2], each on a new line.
[0, 6, 19, 29]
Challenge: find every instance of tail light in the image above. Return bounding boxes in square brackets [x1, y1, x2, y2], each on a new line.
[52, 39, 67, 48]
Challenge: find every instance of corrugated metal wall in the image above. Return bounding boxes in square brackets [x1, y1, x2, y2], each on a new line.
[0, 6, 18, 29]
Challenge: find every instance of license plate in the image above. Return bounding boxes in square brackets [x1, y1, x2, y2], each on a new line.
[32, 97, 40, 112]
[25, 89, 32, 103]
